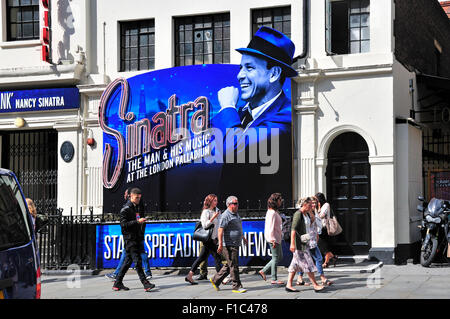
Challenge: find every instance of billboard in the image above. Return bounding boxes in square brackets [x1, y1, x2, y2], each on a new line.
[99, 64, 293, 213]
[429, 170, 450, 199]
[96, 220, 292, 268]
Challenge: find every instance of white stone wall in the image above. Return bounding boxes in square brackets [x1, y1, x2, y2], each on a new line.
[0, 0, 425, 252]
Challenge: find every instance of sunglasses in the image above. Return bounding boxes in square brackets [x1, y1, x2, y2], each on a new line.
[230, 202, 239, 205]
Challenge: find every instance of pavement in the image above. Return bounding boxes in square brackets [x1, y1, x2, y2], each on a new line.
[40, 259, 450, 300]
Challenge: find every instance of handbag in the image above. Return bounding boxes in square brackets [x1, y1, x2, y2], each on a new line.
[300, 233, 310, 244]
[192, 221, 214, 243]
[325, 209, 343, 236]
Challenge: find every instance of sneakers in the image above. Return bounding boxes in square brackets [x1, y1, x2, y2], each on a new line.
[146, 274, 153, 280]
[210, 278, 220, 291]
[143, 281, 156, 292]
[232, 287, 247, 293]
[105, 273, 117, 281]
[112, 282, 129, 291]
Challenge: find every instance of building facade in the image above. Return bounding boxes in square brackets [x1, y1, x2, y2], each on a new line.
[1, 0, 449, 264]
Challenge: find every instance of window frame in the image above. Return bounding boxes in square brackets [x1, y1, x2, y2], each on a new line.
[0, 174, 32, 251]
[251, 6, 291, 39]
[6, 0, 40, 42]
[119, 19, 156, 72]
[325, 0, 370, 55]
[174, 13, 230, 67]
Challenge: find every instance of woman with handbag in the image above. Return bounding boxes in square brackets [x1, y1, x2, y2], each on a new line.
[285, 197, 324, 293]
[185, 194, 223, 285]
[257, 193, 284, 285]
[295, 196, 333, 286]
[316, 192, 338, 268]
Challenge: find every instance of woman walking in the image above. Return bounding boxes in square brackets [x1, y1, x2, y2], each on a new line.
[185, 194, 223, 285]
[258, 193, 284, 285]
[316, 192, 338, 268]
[285, 197, 324, 293]
[296, 196, 333, 286]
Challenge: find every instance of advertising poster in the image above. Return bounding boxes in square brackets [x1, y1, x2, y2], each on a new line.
[96, 220, 292, 268]
[99, 64, 293, 213]
[429, 170, 450, 199]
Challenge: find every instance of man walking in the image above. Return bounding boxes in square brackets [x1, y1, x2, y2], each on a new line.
[210, 196, 248, 293]
[105, 188, 153, 281]
[113, 187, 155, 292]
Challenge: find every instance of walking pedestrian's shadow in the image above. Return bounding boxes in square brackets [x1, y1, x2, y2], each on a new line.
[321, 274, 378, 291]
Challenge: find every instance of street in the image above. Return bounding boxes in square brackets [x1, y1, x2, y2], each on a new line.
[41, 262, 450, 299]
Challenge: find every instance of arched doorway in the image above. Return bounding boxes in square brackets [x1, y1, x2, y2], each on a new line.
[326, 132, 371, 255]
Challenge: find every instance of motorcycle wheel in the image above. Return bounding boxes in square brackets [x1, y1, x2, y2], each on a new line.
[420, 237, 437, 267]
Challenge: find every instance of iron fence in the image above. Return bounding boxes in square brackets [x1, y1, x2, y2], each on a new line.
[36, 205, 295, 270]
[36, 207, 98, 270]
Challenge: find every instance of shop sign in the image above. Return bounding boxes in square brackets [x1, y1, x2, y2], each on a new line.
[429, 170, 450, 199]
[0, 87, 80, 113]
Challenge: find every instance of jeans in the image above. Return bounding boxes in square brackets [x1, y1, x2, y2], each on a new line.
[115, 242, 147, 285]
[298, 246, 324, 276]
[261, 242, 283, 280]
[114, 240, 152, 276]
[190, 238, 223, 273]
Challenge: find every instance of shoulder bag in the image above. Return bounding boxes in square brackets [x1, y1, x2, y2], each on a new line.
[193, 221, 214, 243]
[325, 209, 343, 236]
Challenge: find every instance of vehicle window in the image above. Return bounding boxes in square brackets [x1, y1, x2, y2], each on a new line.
[0, 175, 31, 251]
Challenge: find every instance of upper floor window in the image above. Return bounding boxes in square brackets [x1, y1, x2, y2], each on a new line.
[174, 13, 230, 66]
[7, 0, 40, 41]
[326, 0, 370, 55]
[120, 19, 155, 72]
[252, 6, 291, 38]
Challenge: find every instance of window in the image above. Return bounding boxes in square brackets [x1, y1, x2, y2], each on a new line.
[0, 175, 31, 251]
[175, 13, 230, 66]
[434, 40, 442, 76]
[120, 20, 155, 72]
[7, 0, 40, 41]
[326, 0, 370, 54]
[252, 6, 291, 38]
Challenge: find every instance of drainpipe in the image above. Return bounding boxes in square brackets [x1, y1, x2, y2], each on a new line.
[293, 0, 309, 63]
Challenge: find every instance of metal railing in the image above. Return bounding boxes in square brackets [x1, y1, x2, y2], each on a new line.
[36, 205, 296, 270]
[36, 207, 98, 270]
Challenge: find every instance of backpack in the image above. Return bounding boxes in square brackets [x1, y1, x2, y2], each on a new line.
[280, 213, 292, 242]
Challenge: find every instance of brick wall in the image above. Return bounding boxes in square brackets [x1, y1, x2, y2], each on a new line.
[395, 0, 450, 78]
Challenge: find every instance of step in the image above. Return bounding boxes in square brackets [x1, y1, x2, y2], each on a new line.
[324, 255, 383, 273]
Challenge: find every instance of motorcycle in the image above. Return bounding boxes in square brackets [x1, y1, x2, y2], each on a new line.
[417, 197, 450, 267]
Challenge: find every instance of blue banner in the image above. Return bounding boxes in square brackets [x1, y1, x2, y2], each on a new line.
[96, 220, 292, 268]
[0, 87, 80, 113]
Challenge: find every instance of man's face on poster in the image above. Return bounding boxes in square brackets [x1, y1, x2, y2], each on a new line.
[237, 54, 273, 107]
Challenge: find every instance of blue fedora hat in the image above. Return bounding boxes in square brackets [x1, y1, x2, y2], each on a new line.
[236, 26, 298, 77]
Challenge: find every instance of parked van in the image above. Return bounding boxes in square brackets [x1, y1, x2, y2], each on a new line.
[0, 169, 41, 299]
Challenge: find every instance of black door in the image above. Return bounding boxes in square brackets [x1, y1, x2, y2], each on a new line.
[326, 132, 371, 255]
[1, 130, 58, 214]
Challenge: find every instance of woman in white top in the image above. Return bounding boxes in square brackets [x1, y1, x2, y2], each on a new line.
[185, 194, 223, 285]
[316, 192, 338, 268]
[258, 193, 284, 285]
[296, 196, 333, 286]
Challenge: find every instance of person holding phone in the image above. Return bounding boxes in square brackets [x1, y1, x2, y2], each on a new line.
[112, 188, 155, 292]
[184, 194, 223, 285]
[105, 188, 153, 281]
